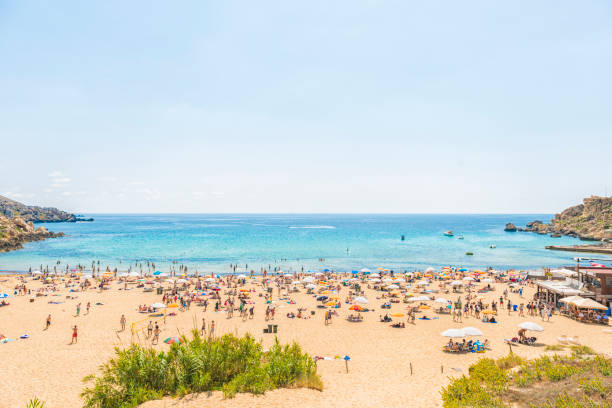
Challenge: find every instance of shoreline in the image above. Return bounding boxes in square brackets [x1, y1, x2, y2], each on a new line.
[545, 245, 612, 254]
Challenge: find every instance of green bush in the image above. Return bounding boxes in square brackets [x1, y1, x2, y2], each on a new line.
[81, 331, 322, 408]
[25, 397, 46, 408]
[579, 377, 608, 399]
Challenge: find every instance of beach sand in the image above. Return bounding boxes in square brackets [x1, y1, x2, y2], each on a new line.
[0, 275, 610, 408]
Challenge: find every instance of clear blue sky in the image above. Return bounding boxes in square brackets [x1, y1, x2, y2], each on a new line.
[1, 1, 610, 213]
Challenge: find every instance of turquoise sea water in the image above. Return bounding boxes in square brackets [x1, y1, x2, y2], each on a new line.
[1, 214, 609, 273]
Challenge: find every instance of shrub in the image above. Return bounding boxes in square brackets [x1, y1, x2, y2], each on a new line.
[81, 331, 322, 408]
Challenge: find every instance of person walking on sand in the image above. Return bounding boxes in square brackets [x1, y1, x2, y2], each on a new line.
[120, 314, 126, 331]
[147, 321, 153, 338]
[209, 320, 215, 338]
[201, 318, 206, 336]
[86, 302, 91, 314]
[152, 324, 160, 344]
[76, 303, 81, 317]
[70, 325, 78, 344]
[45, 314, 51, 330]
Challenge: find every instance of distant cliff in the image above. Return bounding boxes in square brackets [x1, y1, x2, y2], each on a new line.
[510, 196, 612, 242]
[0, 214, 64, 252]
[0, 195, 93, 223]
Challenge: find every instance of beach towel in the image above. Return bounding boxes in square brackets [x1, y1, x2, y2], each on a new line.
[20, 334, 29, 339]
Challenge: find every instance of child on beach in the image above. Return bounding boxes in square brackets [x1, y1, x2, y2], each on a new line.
[120, 315, 126, 331]
[76, 303, 81, 317]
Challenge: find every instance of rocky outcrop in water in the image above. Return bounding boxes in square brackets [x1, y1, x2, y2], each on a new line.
[509, 196, 612, 241]
[504, 223, 517, 232]
[0, 195, 92, 223]
[0, 214, 64, 252]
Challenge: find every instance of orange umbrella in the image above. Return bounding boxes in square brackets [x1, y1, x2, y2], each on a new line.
[349, 305, 363, 311]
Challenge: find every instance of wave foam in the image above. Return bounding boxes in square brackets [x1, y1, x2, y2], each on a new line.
[289, 225, 336, 229]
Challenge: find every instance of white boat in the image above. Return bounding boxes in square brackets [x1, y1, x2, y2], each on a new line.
[444, 231, 454, 237]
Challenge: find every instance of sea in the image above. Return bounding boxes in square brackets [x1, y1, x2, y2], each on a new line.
[1, 214, 609, 274]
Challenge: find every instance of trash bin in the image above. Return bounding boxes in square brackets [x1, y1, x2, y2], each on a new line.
[156, 288, 163, 295]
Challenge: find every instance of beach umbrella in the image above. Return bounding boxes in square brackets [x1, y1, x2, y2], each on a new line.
[482, 309, 496, 314]
[163, 337, 184, 345]
[205, 277, 216, 282]
[32, 271, 42, 275]
[324, 301, 337, 307]
[419, 305, 431, 310]
[425, 267, 436, 273]
[153, 271, 162, 276]
[391, 313, 405, 317]
[0, 293, 9, 298]
[435, 298, 449, 303]
[458, 268, 468, 272]
[382, 278, 393, 283]
[305, 284, 316, 289]
[167, 303, 179, 308]
[518, 322, 544, 332]
[481, 278, 494, 283]
[302, 277, 315, 283]
[408, 295, 430, 302]
[559, 296, 584, 304]
[450, 281, 463, 286]
[349, 305, 364, 311]
[463, 276, 474, 281]
[441, 329, 465, 338]
[354, 296, 369, 304]
[351, 270, 359, 274]
[462, 327, 483, 336]
[151, 302, 167, 309]
[571, 298, 608, 310]
[370, 273, 380, 278]
[176, 279, 188, 284]
[360, 268, 371, 273]
[386, 284, 399, 290]
[128, 272, 140, 278]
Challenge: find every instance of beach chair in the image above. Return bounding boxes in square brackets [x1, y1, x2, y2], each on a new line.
[567, 336, 580, 345]
[557, 335, 568, 345]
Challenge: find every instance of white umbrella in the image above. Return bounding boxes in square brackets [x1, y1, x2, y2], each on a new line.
[305, 284, 316, 289]
[559, 295, 584, 304]
[408, 295, 431, 302]
[302, 277, 315, 283]
[425, 267, 436, 273]
[354, 296, 369, 304]
[117, 272, 128, 277]
[463, 276, 474, 281]
[32, 270, 42, 275]
[237, 274, 247, 279]
[314, 272, 324, 276]
[176, 279, 188, 284]
[205, 277, 216, 282]
[441, 329, 465, 338]
[462, 327, 483, 336]
[435, 298, 449, 304]
[360, 268, 371, 273]
[151, 302, 166, 309]
[291, 281, 301, 285]
[383, 278, 393, 283]
[450, 280, 464, 286]
[370, 273, 380, 278]
[284, 273, 293, 278]
[416, 280, 429, 286]
[571, 298, 608, 310]
[386, 284, 399, 289]
[518, 322, 544, 331]
[128, 271, 140, 278]
[481, 278, 494, 283]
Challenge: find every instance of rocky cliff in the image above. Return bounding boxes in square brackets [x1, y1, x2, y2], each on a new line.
[0, 214, 64, 252]
[511, 196, 612, 241]
[0, 195, 92, 223]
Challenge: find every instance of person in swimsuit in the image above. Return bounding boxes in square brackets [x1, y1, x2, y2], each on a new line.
[45, 314, 51, 330]
[152, 323, 160, 344]
[70, 325, 78, 344]
[120, 314, 126, 331]
[201, 318, 206, 336]
[147, 321, 153, 338]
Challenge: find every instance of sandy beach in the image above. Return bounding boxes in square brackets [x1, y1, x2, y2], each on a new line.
[1, 272, 610, 408]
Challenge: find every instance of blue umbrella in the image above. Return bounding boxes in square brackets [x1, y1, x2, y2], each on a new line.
[459, 268, 468, 272]
[351, 270, 359, 274]
[323, 269, 330, 272]
[153, 271, 162, 276]
[0, 293, 8, 299]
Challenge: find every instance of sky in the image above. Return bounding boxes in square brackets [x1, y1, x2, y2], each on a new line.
[0, 1, 611, 214]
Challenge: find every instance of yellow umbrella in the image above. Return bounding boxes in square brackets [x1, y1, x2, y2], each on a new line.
[482, 309, 496, 314]
[391, 313, 405, 317]
[419, 305, 430, 310]
[324, 301, 337, 307]
[167, 303, 179, 308]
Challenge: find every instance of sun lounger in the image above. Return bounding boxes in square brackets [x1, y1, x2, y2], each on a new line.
[557, 335, 568, 344]
[567, 336, 580, 345]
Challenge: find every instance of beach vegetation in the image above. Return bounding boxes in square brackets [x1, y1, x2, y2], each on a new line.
[25, 397, 46, 408]
[81, 331, 322, 408]
[441, 352, 612, 408]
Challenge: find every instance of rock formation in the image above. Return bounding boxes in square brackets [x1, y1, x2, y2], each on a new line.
[509, 196, 612, 242]
[504, 222, 517, 232]
[0, 214, 64, 252]
[0, 195, 93, 223]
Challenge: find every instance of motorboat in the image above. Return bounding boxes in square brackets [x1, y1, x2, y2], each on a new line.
[444, 231, 454, 237]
